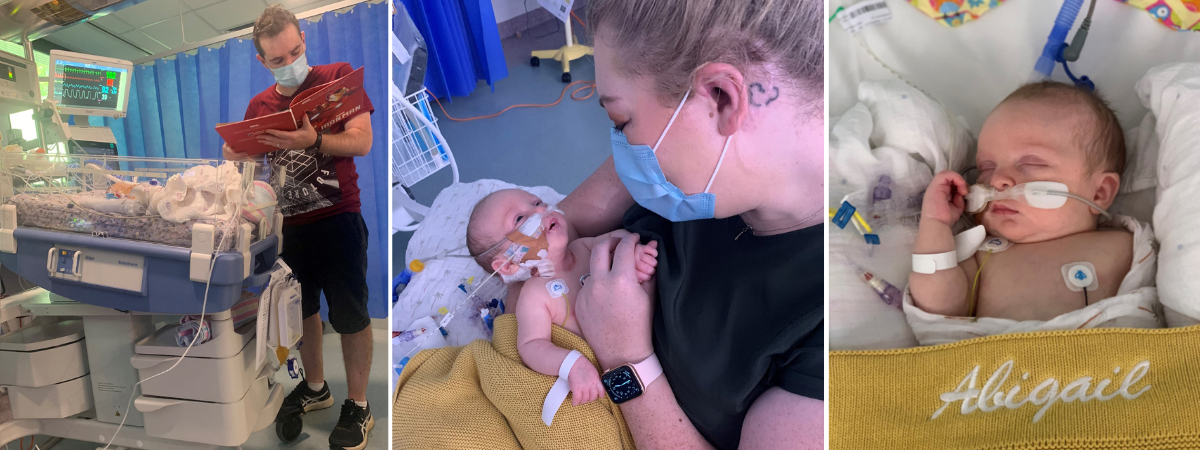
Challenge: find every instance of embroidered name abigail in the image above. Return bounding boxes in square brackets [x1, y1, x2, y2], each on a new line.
[932, 360, 1151, 423]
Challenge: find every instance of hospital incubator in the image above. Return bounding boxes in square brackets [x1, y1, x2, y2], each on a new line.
[0, 42, 299, 450]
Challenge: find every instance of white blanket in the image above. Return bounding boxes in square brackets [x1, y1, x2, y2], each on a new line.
[829, 79, 973, 350]
[1139, 63, 1200, 327]
[903, 215, 1162, 347]
[150, 162, 245, 223]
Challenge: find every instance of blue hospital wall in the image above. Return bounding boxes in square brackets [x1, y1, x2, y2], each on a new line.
[93, 2, 390, 320]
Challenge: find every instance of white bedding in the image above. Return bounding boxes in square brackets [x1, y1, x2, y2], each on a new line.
[829, 79, 972, 350]
[391, 180, 565, 386]
[1139, 63, 1200, 326]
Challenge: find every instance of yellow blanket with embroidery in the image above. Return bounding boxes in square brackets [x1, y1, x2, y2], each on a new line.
[831, 325, 1200, 449]
[393, 314, 635, 450]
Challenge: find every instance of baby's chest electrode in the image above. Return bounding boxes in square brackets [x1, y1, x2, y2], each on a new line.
[1061, 262, 1099, 292]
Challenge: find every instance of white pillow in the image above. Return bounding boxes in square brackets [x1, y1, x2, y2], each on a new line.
[829, 80, 972, 350]
[1137, 63, 1200, 326]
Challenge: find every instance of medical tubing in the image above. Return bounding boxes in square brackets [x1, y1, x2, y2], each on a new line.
[99, 181, 247, 450]
[1062, 0, 1097, 62]
[400, 248, 522, 360]
[1050, 190, 1111, 220]
[1034, 0, 1085, 79]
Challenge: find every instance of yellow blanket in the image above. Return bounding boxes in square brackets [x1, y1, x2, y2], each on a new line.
[831, 325, 1200, 449]
[393, 314, 635, 449]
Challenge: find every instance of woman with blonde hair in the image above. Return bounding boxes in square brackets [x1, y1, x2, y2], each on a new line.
[561, 0, 825, 448]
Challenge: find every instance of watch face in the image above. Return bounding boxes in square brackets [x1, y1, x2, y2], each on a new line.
[602, 365, 643, 404]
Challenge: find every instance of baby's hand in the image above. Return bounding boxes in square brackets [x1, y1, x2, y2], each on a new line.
[567, 357, 604, 406]
[634, 240, 658, 282]
[921, 171, 968, 226]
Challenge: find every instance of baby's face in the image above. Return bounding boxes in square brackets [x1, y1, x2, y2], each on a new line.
[474, 189, 569, 267]
[975, 100, 1108, 243]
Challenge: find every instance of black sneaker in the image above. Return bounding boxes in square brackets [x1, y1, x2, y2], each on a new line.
[277, 381, 335, 420]
[329, 400, 374, 450]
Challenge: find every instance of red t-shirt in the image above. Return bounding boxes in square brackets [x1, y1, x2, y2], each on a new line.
[243, 62, 374, 226]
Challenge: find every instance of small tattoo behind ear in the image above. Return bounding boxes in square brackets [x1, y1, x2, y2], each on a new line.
[748, 82, 780, 107]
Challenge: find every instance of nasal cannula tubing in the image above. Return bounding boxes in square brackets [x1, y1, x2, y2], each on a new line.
[967, 182, 1112, 220]
[1044, 189, 1111, 220]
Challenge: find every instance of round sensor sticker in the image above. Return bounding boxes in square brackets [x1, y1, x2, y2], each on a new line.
[546, 279, 569, 298]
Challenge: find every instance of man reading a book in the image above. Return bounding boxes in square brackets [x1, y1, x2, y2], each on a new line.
[223, 4, 375, 449]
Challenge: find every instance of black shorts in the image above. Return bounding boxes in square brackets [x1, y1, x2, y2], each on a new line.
[281, 212, 370, 334]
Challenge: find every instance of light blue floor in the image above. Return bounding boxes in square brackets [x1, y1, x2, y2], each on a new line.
[392, 26, 613, 274]
[28, 325, 389, 450]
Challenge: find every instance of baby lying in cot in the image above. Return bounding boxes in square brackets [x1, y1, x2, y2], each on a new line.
[906, 82, 1161, 346]
[465, 189, 658, 407]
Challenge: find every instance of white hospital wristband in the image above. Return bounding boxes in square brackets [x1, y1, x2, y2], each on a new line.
[541, 350, 583, 426]
[912, 250, 958, 274]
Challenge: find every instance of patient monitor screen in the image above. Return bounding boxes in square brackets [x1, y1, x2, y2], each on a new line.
[51, 59, 128, 113]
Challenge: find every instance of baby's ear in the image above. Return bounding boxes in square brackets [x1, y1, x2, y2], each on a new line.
[1091, 171, 1121, 211]
[492, 258, 519, 276]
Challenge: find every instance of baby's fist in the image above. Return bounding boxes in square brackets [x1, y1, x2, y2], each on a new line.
[635, 240, 659, 282]
[922, 170, 968, 226]
[568, 357, 604, 406]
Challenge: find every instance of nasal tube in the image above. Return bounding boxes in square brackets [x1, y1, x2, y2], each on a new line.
[966, 181, 1111, 220]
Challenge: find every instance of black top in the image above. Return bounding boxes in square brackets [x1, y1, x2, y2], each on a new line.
[623, 205, 824, 450]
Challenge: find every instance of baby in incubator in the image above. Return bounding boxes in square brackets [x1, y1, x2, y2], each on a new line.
[465, 188, 658, 407]
[907, 81, 1160, 344]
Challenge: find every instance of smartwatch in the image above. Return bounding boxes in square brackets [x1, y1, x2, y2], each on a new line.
[600, 353, 663, 404]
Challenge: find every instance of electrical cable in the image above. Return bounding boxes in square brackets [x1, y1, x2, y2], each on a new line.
[98, 170, 249, 450]
[422, 10, 594, 123]
[425, 81, 595, 122]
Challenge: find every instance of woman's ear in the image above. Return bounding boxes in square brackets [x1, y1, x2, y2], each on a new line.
[691, 63, 748, 137]
[1091, 171, 1121, 211]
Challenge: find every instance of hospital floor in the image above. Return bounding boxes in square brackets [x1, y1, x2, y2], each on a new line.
[393, 22, 613, 274]
[39, 323, 390, 450]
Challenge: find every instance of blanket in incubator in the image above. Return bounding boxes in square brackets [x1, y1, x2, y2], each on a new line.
[0, 154, 276, 249]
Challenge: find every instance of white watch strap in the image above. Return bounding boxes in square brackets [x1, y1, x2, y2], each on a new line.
[632, 353, 663, 389]
[542, 350, 583, 426]
[912, 250, 957, 274]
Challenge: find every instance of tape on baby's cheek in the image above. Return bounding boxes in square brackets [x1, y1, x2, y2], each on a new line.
[506, 229, 550, 263]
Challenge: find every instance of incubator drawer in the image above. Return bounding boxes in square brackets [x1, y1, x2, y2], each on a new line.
[131, 335, 260, 404]
[0, 229, 279, 315]
[0, 319, 88, 387]
[135, 369, 281, 448]
[6, 374, 92, 419]
[135, 317, 253, 359]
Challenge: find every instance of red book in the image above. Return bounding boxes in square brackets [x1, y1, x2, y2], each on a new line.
[216, 66, 366, 155]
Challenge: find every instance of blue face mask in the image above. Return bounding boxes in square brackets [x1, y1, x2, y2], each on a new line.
[610, 89, 732, 222]
[271, 52, 310, 88]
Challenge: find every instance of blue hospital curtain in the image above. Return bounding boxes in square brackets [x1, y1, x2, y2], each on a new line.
[99, 1, 391, 320]
[397, 0, 507, 99]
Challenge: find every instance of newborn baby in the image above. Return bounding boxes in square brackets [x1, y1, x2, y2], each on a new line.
[466, 189, 658, 407]
[907, 82, 1160, 344]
